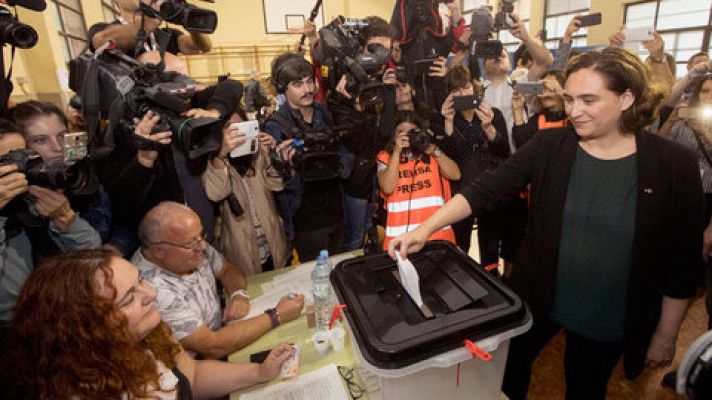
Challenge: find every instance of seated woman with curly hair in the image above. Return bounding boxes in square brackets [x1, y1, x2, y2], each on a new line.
[0, 249, 293, 399]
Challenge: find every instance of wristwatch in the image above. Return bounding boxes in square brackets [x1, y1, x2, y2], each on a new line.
[433, 148, 443, 157]
[265, 308, 281, 328]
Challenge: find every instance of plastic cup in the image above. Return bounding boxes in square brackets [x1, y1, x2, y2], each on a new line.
[312, 331, 330, 356]
[329, 326, 346, 352]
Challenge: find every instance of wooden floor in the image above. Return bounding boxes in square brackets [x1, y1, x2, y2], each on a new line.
[527, 295, 707, 400]
[467, 230, 709, 400]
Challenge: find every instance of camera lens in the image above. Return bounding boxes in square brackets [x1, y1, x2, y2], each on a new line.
[0, 19, 37, 48]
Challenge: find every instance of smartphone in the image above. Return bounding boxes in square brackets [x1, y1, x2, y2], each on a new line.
[412, 58, 437, 75]
[453, 95, 481, 111]
[576, 12, 602, 28]
[625, 26, 654, 42]
[249, 348, 271, 363]
[63, 131, 88, 162]
[229, 120, 260, 158]
[475, 40, 504, 59]
[513, 82, 545, 95]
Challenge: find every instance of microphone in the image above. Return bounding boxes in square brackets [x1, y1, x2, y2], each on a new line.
[7, 0, 47, 12]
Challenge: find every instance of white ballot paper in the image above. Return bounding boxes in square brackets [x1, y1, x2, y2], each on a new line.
[395, 251, 424, 308]
[239, 363, 350, 400]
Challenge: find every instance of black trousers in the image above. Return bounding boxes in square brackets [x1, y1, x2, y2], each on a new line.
[502, 317, 624, 400]
[292, 224, 345, 263]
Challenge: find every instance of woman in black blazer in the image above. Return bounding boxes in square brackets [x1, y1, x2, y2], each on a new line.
[389, 47, 705, 400]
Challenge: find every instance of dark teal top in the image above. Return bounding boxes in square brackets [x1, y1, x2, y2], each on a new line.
[550, 145, 638, 342]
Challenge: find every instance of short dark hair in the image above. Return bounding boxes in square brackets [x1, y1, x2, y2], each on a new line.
[688, 51, 709, 66]
[0, 118, 18, 135]
[270, 53, 313, 93]
[10, 100, 68, 137]
[361, 16, 396, 46]
[447, 65, 472, 93]
[513, 44, 532, 67]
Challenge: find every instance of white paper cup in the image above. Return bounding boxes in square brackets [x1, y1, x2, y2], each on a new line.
[329, 327, 346, 352]
[312, 331, 330, 356]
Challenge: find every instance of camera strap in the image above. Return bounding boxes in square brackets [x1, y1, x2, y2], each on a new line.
[0, 45, 15, 117]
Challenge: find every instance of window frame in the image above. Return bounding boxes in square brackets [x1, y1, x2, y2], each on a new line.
[50, 0, 88, 62]
[542, 0, 590, 46]
[623, 0, 712, 77]
[102, 0, 119, 23]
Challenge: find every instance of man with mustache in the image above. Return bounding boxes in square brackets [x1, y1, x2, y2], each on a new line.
[263, 53, 344, 262]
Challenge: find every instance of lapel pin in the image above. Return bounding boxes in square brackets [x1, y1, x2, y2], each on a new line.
[643, 188, 653, 194]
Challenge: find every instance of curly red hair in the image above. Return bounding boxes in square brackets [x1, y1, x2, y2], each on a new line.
[1, 249, 182, 399]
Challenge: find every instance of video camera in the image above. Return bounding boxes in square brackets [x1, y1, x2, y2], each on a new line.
[268, 112, 344, 182]
[69, 43, 223, 160]
[468, 1, 518, 59]
[319, 16, 390, 108]
[139, 0, 217, 33]
[0, 0, 46, 117]
[0, 132, 98, 196]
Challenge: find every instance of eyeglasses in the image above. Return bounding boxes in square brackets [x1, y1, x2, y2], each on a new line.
[288, 77, 316, 89]
[152, 233, 207, 251]
[337, 366, 365, 399]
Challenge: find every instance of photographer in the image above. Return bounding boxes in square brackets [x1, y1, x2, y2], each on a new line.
[482, 14, 553, 153]
[88, 0, 212, 57]
[66, 94, 85, 133]
[511, 69, 568, 148]
[439, 66, 510, 256]
[328, 16, 398, 252]
[0, 120, 100, 344]
[10, 101, 112, 247]
[263, 53, 344, 262]
[244, 69, 270, 117]
[202, 108, 290, 275]
[97, 51, 243, 254]
[377, 110, 460, 250]
[390, 0, 464, 107]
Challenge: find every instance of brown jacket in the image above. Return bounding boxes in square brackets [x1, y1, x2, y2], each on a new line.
[202, 151, 289, 276]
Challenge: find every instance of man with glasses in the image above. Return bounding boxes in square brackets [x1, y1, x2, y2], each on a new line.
[132, 202, 305, 359]
[264, 53, 345, 262]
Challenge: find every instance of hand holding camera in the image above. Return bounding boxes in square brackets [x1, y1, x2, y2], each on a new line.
[507, 14, 529, 42]
[441, 94, 456, 120]
[0, 164, 28, 210]
[28, 185, 76, 231]
[134, 110, 173, 168]
[219, 125, 247, 158]
[642, 32, 665, 62]
[393, 129, 410, 155]
[428, 57, 449, 78]
[564, 16, 582, 43]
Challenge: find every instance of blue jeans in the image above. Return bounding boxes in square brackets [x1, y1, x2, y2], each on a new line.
[342, 193, 371, 252]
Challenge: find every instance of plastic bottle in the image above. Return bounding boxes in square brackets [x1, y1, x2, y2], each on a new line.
[312, 250, 335, 331]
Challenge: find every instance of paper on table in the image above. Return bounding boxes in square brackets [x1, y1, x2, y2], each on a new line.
[243, 291, 311, 320]
[395, 251, 423, 308]
[239, 363, 350, 400]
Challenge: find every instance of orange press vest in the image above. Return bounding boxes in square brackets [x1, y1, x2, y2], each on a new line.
[377, 151, 456, 250]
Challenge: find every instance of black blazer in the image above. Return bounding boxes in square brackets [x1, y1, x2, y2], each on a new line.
[460, 127, 705, 378]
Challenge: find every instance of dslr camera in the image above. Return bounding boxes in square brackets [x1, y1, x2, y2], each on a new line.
[407, 127, 435, 154]
[0, 132, 98, 196]
[139, 0, 217, 33]
[319, 16, 390, 108]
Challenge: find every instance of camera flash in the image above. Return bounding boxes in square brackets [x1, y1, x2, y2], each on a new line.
[703, 107, 712, 119]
